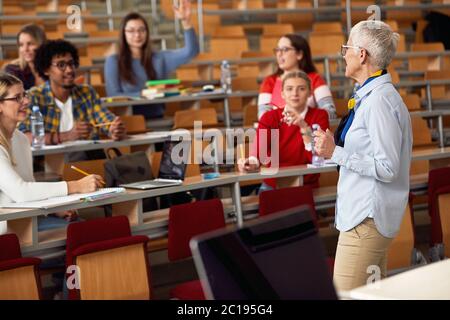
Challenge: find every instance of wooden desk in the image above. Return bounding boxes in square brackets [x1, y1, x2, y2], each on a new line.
[348, 260, 450, 299]
[4, 147, 450, 258]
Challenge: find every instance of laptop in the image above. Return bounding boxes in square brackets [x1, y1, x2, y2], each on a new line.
[190, 205, 338, 300]
[120, 139, 190, 190]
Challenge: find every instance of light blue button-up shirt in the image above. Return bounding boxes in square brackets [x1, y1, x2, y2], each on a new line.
[331, 73, 413, 238]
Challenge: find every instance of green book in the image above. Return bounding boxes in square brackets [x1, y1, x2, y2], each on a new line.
[146, 79, 181, 86]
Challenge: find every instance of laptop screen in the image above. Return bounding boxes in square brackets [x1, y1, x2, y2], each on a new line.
[190, 206, 338, 300]
[158, 139, 190, 180]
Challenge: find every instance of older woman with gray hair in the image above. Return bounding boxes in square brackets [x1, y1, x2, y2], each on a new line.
[314, 20, 413, 291]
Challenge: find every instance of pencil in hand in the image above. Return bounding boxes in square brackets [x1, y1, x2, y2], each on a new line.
[93, 122, 113, 128]
[70, 165, 105, 185]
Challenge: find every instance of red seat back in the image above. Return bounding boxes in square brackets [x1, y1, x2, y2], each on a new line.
[66, 215, 131, 254]
[168, 199, 226, 261]
[0, 233, 22, 261]
[259, 186, 318, 226]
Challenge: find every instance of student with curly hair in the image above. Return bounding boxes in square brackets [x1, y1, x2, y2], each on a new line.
[18, 39, 126, 146]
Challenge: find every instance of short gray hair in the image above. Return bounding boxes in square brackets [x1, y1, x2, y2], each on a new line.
[349, 20, 399, 69]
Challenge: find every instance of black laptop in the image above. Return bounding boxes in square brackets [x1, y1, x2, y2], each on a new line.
[120, 139, 190, 190]
[190, 206, 338, 300]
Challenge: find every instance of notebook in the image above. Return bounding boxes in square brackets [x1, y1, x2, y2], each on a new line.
[120, 140, 190, 190]
[2, 188, 125, 209]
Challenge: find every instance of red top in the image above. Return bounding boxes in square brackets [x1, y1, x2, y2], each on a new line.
[251, 107, 330, 189]
[258, 72, 330, 109]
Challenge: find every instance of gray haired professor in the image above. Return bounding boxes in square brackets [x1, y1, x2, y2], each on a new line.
[314, 20, 413, 291]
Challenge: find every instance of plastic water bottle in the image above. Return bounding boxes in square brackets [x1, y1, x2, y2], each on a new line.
[30, 106, 45, 148]
[220, 60, 232, 94]
[311, 124, 324, 167]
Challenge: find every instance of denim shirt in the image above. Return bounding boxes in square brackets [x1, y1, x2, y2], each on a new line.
[331, 73, 413, 238]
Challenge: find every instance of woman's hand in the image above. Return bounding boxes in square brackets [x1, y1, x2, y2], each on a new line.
[237, 156, 260, 173]
[67, 174, 104, 194]
[282, 108, 312, 141]
[174, 0, 192, 29]
[282, 108, 307, 129]
[314, 128, 336, 159]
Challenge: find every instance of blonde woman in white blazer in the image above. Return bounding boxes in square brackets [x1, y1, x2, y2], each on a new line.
[0, 73, 104, 234]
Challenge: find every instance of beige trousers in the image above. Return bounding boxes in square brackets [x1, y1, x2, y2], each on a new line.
[333, 218, 393, 292]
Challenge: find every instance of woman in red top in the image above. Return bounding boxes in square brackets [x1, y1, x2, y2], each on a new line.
[239, 71, 329, 192]
[258, 34, 336, 119]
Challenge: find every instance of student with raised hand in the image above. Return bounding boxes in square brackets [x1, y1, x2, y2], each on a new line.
[258, 34, 336, 120]
[17, 39, 126, 147]
[104, 0, 199, 118]
[238, 71, 329, 193]
[3, 24, 47, 90]
[0, 73, 104, 234]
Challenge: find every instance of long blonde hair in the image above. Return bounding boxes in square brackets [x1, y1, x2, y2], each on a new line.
[0, 72, 23, 165]
[6, 24, 47, 70]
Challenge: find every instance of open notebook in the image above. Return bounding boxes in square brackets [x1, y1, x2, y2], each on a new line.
[1, 188, 126, 209]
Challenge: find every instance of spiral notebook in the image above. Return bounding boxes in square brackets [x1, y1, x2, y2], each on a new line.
[2, 188, 125, 209]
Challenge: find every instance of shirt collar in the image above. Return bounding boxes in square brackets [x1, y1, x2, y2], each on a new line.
[300, 106, 308, 119]
[43, 80, 82, 106]
[354, 73, 392, 102]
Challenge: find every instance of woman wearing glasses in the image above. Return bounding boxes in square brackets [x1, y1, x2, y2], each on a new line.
[258, 34, 336, 120]
[314, 21, 412, 291]
[2, 24, 46, 90]
[104, 0, 199, 119]
[0, 73, 104, 235]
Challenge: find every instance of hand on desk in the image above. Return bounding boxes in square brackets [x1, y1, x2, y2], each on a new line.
[108, 116, 127, 141]
[237, 156, 260, 173]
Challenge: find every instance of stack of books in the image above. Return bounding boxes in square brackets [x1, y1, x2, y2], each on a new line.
[141, 79, 181, 99]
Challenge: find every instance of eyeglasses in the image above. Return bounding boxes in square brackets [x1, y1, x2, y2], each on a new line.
[341, 45, 366, 57]
[51, 60, 77, 71]
[273, 47, 296, 54]
[125, 28, 147, 35]
[0, 92, 29, 104]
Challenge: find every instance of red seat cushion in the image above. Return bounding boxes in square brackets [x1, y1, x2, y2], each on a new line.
[170, 280, 205, 300]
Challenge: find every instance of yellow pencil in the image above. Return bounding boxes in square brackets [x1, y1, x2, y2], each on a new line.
[70, 165, 105, 185]
[93, 122, 113, 128]
[239, 143, 245, 160]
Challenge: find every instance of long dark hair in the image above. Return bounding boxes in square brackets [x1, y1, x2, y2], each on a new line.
[276, 34, 317, 76]
[118, 12, 156, 84]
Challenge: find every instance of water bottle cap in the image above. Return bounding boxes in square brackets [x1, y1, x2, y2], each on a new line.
[32, 106, 40, 112]
[312, 124, 320, 130]
[222, 60, 229, 65]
